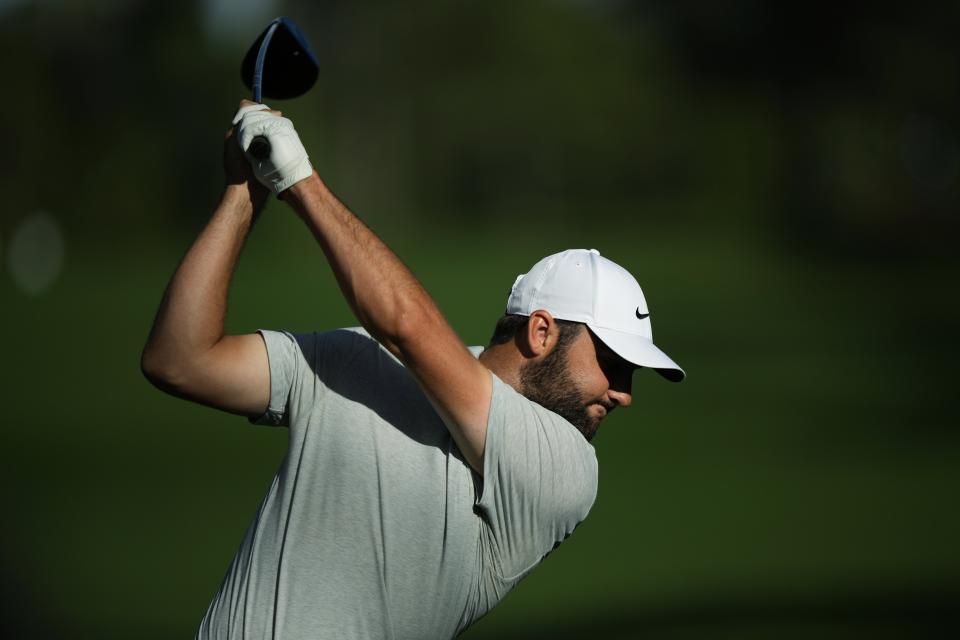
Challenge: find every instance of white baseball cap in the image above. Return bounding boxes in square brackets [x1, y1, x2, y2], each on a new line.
[506, 249, 685, 382]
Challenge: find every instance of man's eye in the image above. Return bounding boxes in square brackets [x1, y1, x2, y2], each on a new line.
[600, 355, 619, 370]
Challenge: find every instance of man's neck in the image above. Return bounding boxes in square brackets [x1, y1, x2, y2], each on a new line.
[478, 344, 522, 391]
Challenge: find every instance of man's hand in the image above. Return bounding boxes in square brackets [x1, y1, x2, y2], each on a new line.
[232, 101, 313, 194]
[223, 121, 260, 187]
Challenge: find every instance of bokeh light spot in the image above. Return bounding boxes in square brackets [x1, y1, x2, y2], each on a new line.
[8, 212, 65, 296]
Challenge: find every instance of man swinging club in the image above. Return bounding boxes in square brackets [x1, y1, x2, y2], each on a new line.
[142, 101, 685, 639]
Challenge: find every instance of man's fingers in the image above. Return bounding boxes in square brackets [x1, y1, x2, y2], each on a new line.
[238, 99, 279, 114]
[233, 102, 271, 125]
[234, 101, 281, 122]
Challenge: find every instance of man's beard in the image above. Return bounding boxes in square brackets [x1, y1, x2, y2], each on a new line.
[519, 344, 599, 441]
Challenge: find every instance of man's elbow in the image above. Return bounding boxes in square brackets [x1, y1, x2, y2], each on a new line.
[387, 303, 443, 353]
[140, 345, 188, 393]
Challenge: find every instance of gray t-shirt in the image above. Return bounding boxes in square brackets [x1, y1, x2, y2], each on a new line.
[196, 327, 598, 640]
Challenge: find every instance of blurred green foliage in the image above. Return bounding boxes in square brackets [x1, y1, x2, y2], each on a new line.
[2, 0, 958, 637]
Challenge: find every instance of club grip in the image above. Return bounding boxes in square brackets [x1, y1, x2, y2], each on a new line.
[248, 135, 271, 160]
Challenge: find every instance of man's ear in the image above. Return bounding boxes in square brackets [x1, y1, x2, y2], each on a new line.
[518, 310, 557, 358]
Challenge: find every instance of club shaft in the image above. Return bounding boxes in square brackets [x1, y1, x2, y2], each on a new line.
[252, 20, 280, 104]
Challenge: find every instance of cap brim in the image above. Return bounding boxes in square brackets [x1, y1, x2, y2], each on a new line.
[590, 325, 685, 382]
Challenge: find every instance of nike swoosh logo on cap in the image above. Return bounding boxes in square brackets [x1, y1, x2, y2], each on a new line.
[636, 308, 649, 320]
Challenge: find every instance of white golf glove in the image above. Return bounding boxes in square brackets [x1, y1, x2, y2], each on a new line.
[232, 103, 313, 194]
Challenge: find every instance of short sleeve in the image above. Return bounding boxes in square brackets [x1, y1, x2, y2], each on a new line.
[475, 374, 599, 581]
[248, 328, 381, 428]
[249, 330, 315, 426]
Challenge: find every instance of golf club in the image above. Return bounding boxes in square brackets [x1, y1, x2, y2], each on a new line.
[240, 16, 319, 160]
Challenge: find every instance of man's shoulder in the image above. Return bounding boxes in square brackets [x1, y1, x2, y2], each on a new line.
[267, 326, 376, 349]
[487, 374, 596, 459]
[321, 325, 372, 341]
[258, 326, 388, 374]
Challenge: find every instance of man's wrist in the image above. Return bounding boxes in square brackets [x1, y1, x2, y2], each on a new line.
[273, 168, 312, 194]
[222, 183, 267, 217]
[281, 170, 323, 203]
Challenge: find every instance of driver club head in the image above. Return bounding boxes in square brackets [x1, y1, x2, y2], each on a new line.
[241, 17, 319, 101]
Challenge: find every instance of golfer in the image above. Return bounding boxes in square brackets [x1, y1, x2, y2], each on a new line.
[142, 101, 684, 639]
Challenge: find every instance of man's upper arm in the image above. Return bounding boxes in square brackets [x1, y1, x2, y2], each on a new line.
[395, 325, 493, 474]
[160, 333, 271, 419]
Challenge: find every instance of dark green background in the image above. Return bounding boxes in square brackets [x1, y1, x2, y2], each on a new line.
[2, 1, 958, 637]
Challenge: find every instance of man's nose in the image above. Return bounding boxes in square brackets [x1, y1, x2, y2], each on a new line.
[608, 388, 632, 408]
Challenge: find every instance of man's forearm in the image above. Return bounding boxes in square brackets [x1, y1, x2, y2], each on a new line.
[142, 185, 262, 380]
[282, 172, 450, 357]
[232, 107, 491, 470]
